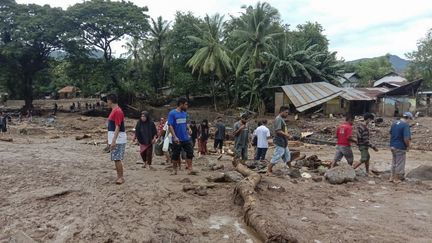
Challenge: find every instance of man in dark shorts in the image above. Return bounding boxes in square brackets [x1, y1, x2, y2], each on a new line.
[168, 97, 194, 175]
[214, 116, 226, 154]
[353, 113, 378, 175]
[106, 94, 126, 184]
[233, 114, 249, 161]
[331, 115, 356, 168]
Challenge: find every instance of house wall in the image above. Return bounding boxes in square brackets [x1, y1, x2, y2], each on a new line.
[378, 96, 416, 117]
[274, 92, 294, 115]
[324, 97, 348, 115]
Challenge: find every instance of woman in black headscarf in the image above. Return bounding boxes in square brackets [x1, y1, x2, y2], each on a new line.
[133, 111, 157, 169]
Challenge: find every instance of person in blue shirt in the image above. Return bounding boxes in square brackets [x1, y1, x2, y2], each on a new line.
[168, 97, 194, 175]
[389, 112, 412, 183]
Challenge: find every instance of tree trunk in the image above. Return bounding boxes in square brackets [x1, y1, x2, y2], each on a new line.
[212, 73, 217, 111]
[23, 76, 33, 110]
[232, 159, 298, 242]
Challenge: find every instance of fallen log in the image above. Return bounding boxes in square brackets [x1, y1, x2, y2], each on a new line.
[232, 159, 298, 243]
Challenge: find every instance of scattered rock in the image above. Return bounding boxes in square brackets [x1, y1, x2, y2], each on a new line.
[312, 176, 323, 182]
[180, 178, 191, 183]
[301, 217, 309, 222]
[367, 180, 376, 185]
[317, 165, 328, 175]
[182, 185, 196, 192]
[301, 172, 312, 178]
[176, 215, 192, 223]
[188, 170, 198, 175]
[267, 184, 286, 192]
[324, 165, 356, 184]
[75, 134, 92, 140]
[206, 173, 226, 183]
[287, 168, 301, 179]
[78, 116, 88, 121]
[0, 137, 13, 142]
[49, 135, 60, 139]
[406, 165, 432, 181]
[195, 186, 208, 196]
[212, 164, 224, 171]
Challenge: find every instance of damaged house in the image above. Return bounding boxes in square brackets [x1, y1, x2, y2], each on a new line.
[274, 79, 422, 117]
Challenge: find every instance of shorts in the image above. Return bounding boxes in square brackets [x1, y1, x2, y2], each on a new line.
[172, 140, 194, 161]
[235, 145, 248, 160]
[334, 145, 354, 165]
[111, 143, 126, 161]
[359, 146, 370, 163]
[214, 139, 224, 150]
[270, 146, 290, 164]
[255, 147, 268, 161]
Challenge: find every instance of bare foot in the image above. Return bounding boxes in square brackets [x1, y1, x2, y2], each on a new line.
[142, 164, 147, 168]
[115, 178, 125, 184]
[170, 170, 177, 175]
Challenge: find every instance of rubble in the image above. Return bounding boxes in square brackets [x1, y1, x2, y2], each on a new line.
[406, 165, 432, 181]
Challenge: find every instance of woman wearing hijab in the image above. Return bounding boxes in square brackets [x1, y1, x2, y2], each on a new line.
[134, 111, 157, 169]
[197, 119, 209, 157]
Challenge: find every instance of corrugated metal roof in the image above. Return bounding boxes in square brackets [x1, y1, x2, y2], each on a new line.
[338, 72, 357, 84]
[340, 88, 374, 101]
[58, 86, 79, 93]
[281, 82, 344, 112]
[374, 75, 407, 87]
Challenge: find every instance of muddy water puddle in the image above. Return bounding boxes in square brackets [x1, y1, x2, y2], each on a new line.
[208, 215, 262, 242]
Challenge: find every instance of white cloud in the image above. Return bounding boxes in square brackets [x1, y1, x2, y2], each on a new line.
[16, 0, 432, 60]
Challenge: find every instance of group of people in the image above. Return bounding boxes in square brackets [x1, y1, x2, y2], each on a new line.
[331, 111, 413, 183]
[104, 93, 413, 185]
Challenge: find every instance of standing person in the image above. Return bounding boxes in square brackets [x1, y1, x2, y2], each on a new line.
[77, 101, 81, 111]
[106, 94, 127, 184]
[214, 116, 226, 154]
[161, 120, 173, 165]
[267, 106, 291, 176]
[53, 103, 58, 115]
[133, 111, 157, 169]
[389, 112, 412, 183]
[0, 111, 5, 134]
[331, 116, 356, 168]
[197, 119, 209, 157]
[252, 121, 262, 159]
[168, 97, 194, 175]
[233, 114, 249, 161]
[190, 121, 198, 149]
[157, 117, 166, 137]
[353, 113, 378, 175]
[254, 119, 271, 162]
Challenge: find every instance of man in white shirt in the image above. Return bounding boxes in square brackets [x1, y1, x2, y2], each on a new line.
[254, 119, 271, 162]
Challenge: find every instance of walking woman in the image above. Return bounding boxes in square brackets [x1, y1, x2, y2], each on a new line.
[134, 111, 157, 169]
[198, 119, 209, 157]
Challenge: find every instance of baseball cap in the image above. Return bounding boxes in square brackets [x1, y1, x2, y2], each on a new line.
[403, 112, 413, 119]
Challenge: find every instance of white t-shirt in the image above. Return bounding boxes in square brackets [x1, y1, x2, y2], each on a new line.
[254, 125, 271, 148]
[163, 121, 173, 144]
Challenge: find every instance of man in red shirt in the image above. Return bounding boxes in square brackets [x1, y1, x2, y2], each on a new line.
[106, 94, 127, 184]
[331, 116, 356, 168]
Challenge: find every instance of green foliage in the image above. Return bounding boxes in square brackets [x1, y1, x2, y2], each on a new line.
[405, 29, 432, 88]
[346, 55, 394, 87]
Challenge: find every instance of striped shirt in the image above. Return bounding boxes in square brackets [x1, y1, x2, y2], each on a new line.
[357, 123, 371, 147]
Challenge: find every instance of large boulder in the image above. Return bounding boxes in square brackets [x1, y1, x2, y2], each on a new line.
[325, 165, 356, 184]
[406, 165, 432, 181]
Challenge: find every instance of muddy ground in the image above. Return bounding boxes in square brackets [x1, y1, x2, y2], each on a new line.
[1, 113, 432, 243]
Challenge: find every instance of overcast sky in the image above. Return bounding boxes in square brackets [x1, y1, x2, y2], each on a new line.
[16, 0, 432, 61]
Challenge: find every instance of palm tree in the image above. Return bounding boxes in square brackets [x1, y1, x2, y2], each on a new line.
[186, 14, 233, 111]
[232, 2, 283, 77]
[147, 16, 171, 91]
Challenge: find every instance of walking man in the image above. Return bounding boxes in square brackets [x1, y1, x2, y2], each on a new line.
[331, 116, 356, 168]
[168, 97, 194, 175]
[267, 106, 291, 175]
[389, 112, 412, 183]
[254, 119, 271, 162]
[106, 94, 126, 184]
[233, 114, 249, 161]
[214, 116, 226, 154]
[353, 113, 378, 175]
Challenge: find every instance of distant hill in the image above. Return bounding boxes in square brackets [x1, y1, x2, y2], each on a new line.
[348, 54, 410, 73]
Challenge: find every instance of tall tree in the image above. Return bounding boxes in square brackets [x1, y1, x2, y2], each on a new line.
[147, 16, 171, 91]
[346, 55, 393, 86]
[187, 14, 233, 111]
[406, 28, 432, 88]
[0, 3, 68, 108]
[232, 2, 283, 77]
